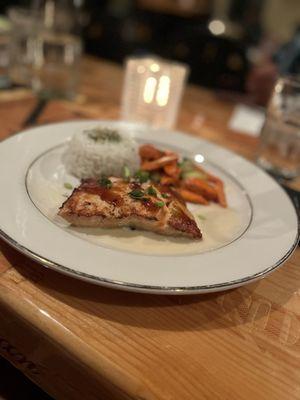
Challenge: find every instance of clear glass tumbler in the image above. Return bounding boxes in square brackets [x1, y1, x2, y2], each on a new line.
[31, 0, 83, 99]
[256, 77, 300, 180]
[121, 56, 189, 129]
[8, 7, 37, 86]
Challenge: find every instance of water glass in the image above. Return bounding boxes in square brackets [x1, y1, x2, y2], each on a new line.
[31, 30, 82, 99]
[256, 77, 300, 180]
[121, 56, 189, 129]
[9, 2, 82, 99]
[30, 0, 82, 100]
[8, 7, 36, 86]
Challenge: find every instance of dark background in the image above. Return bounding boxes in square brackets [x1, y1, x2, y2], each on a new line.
[2, 0, 300, 101]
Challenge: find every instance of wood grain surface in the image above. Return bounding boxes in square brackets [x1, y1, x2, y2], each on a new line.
[0, 56, 299, 400]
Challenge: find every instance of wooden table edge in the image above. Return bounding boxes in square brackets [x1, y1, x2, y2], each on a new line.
[0, 282, 152, 399]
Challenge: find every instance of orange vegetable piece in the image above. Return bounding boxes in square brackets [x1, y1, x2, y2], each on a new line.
[164, 161, 181, 178]
[177, 189, 209, 205]
[141, 154, 178, 171]
[215, 182, 227, 207]
[206, 171, 223, 185]
[160, 175, 178, 186]
[183, 178, 218, 201]
[139, 144, 164, 161]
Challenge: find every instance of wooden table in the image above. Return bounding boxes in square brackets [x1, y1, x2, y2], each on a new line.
[0, 57, 299, 400]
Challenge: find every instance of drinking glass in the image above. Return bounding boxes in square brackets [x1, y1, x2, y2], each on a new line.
[30, 0, 83, 99]
[8, 7, 37, 86]
[256, 77, 300, 180]
[121, 56, 189, 129]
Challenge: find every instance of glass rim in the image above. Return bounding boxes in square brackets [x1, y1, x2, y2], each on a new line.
[124, 54, 190, 71]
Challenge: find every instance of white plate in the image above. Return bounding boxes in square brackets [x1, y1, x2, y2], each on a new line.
[0, 120, 298, 294]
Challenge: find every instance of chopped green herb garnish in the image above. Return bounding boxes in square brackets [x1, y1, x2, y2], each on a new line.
[64, 182, 73, 190]
[122, 165, 131, 181]
[147, 186, 157, 197]
[181, 170, 207, 180]
[198, 214, 206, 221]
[87, 128, 121, 143]
[155, 201, 165, 208]
[161, 193, 170, 199]
[99, 177, 112, 188]
[134, 170, 150, 183]
[129, 189, 144, 199]
[150, 171, 161, 183]
[179, 159, 195, 174]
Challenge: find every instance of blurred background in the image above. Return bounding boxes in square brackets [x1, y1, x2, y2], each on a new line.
[0, 2, 299, 398]
[0, 0, 300, 106]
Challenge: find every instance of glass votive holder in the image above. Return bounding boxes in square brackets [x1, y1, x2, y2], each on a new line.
[121, 56, 189, 129]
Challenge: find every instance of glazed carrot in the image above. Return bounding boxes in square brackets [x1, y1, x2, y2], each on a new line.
[215, 182, 227, 207]
[141, 154, 178, 171]
[177, 189, 209, 205]
[195, 164, 224, 186]
[164, 150, 178, 157]
[193, 165, 209, 179]
[194, 164, 224, 184]
[160, 175, 178, 186]
[183, 178, 218, 201]
[192, 166, 226, 205]
[164, 161, 181, 178]
[139, 144, 227, 207]
[207, 172, 223, 185]
[139, 144, 164, 161]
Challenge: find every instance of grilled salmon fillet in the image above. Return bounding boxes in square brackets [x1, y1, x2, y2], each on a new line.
[58, 178, 202, 239]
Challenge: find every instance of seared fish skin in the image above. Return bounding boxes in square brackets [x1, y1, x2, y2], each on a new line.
[59, 178, 202, 239]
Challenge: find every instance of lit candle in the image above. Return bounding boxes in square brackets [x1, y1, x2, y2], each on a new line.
[121, 56, 189, 129]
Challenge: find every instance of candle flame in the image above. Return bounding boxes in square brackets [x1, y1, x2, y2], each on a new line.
[143, 77, 157, 104]
[156, 75, 170, 107]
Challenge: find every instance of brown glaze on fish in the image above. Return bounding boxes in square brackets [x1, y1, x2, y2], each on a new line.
[58, 178, 202, 239]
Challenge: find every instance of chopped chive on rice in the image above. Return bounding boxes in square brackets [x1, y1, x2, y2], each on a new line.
[87, 128, 121, 142]
[198, 214, 206, 220]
